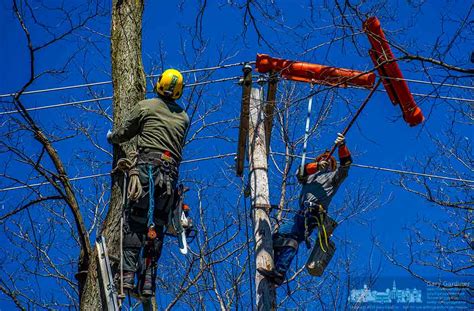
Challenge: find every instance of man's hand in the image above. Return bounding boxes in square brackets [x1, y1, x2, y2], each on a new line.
[334, 133, 346, 146]
[318, 160, 329, 171]
[106, 129, 113, 144]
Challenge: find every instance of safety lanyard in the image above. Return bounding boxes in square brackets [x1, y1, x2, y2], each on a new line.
[147, 165, 155, 229]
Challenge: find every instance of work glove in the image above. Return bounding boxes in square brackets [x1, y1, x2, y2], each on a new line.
[334, 132, 346, 146]
[106, 129, 113, 145]
[317, 160, 329, 171]
[127, 168, 142, 201]
[296, 166, 306, 183]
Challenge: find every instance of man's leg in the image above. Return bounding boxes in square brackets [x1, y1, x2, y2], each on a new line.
[140, 225, 164, 297]
[123, 166, 150, 291]
[258, 211, 305, 286]
[122, 230, 145, 290]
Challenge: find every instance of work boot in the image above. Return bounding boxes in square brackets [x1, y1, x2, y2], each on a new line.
[122, 271, 135, 291]
[257, 267, 284, 286]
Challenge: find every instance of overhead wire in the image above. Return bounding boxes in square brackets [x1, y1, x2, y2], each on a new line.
[0, 61, 254, 98]
[0, 153, 238, 193]
[410, 92, 474, 103]
[0, 76, 242, 116]
[2, 76, 471, 117]
[2, 150, 473, 194]
[0, 96, 113, 116]
[381, 76, 474, 90]
[270, 151, 474, 184]
[0, 59, 470, 99]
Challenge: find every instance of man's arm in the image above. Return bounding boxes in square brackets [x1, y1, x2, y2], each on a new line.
[297, 160, 330, 183]
[108, 103, 146, 144]
[333, 133, 352, 186]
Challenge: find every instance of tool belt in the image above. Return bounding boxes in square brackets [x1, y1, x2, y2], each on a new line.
[302, 200, 327, 249]
[138, 150, 178, 195]
[137, 150, 178, 171]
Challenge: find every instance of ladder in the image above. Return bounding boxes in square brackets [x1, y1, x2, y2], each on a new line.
[97, 236, 120, 311]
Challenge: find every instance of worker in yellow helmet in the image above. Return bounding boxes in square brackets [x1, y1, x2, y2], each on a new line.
[107, 69, 189, 297]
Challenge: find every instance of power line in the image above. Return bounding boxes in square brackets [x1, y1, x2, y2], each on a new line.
[3, 150, 473, 194]
[0, 153, 237, 193]
[0, 61, 254, 98]
[1, 60, 471, 99]
[351, 163, 474, 184]
[186, 76, 241, 87]
[270, 151, 474, 183]
[0, 96, 113, 116]
[0, 76, 242, 116]
[382, 76, 474, 90]
[0, 173, 109, 193]
[181, 152, 236, 164]
[411, 92, 474, 103]
[349, 85, 474, 103]
[2, 77, 471, 117]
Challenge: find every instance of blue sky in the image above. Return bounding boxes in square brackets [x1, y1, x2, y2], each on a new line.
[1, 0, 472, 309]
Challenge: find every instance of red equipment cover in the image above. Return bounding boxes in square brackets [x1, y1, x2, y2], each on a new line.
[256, 54, 376, 89]
[363, 16, 424, 126]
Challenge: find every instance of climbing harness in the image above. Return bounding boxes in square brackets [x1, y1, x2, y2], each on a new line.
[302, 202, 328, 250]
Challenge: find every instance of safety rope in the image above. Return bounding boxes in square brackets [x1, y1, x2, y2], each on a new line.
[111, 152, 138, 175]
[147, 165, 155, 230]
[119, 173, 127, 302]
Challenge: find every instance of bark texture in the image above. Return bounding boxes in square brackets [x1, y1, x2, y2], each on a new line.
[80, 0, 146, 309]
[248, 87, 276, 310]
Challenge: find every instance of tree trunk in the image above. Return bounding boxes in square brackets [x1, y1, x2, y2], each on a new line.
[80, 0, 146, 308]
[248, 87, 276, 310]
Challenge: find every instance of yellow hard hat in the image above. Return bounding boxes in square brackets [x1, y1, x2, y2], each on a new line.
[155, 69, 184, 99]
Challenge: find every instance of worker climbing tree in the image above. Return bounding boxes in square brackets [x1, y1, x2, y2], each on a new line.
[107, 69, 190, 298]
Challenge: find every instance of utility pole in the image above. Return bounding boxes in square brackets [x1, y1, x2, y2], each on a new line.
[248, 85, 276, 310]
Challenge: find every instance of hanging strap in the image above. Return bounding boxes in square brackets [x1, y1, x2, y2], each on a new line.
[119, 173, 128, 301]
[300, 87, 314, 178]
[315, 214, 329, 253]
[147, 165, 156, 238]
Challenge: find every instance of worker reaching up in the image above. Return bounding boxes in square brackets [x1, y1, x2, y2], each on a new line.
[107, 69, 189, 297]
[258, 133, 351, 286]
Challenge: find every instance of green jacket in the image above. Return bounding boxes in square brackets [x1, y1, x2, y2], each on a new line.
[109, 97, 189, 163]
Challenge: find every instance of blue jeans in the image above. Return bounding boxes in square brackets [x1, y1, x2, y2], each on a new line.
[274, 204, 322, 275]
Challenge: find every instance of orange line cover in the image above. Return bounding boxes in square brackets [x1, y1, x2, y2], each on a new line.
[256, 54, 376, 89]
[363, 16, 424, 126]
